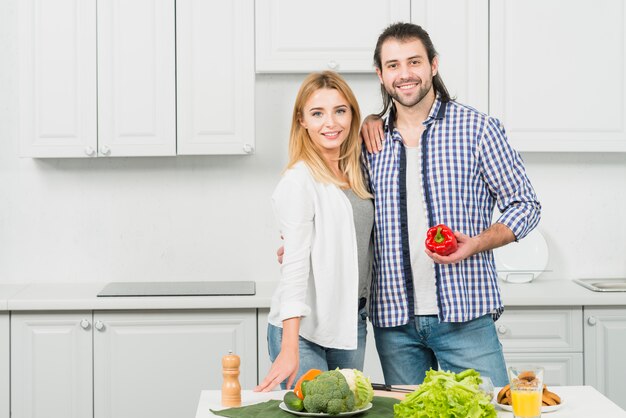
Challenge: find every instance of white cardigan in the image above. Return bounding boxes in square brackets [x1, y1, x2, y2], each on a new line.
[267, 162, 359, 350]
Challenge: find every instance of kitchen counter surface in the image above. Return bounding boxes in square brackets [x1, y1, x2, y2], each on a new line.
[500, 278, 626, 307]
[5, 281, 275, 311]
[0, 284, 27, 311]
[2, 279, 625, 311]
[195, 386, 626, 417]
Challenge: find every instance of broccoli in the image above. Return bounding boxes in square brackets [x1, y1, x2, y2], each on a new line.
[302, 370, 356, 415]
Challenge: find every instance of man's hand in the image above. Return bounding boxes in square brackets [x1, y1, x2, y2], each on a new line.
[425, 223, 516, 264]
[360, 114, 384, 153]
[425, 231, 477, 264]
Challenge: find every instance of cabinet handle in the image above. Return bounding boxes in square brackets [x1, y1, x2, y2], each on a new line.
[243, 143, 254, 154]
[327, 60, 338, 69]
[80, 319, 91, 329]
[587, 316, 597, 326]
[99, 145, 111, 156]
[497, 325, 507, 335]
[84, 146, 96, 157]
[94, 321, 105, 331]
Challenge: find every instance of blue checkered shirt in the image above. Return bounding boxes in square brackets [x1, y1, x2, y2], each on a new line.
[363, 97, 541, 326]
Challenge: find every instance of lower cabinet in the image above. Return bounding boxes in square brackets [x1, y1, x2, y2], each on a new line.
[1, 313, 9, 418]
[497, 307, 584, 386]
[583, 307, 626, 410]
[11, 309, 256, 418]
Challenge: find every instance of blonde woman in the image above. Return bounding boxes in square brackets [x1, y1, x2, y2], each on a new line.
[255, 72, 373, 392]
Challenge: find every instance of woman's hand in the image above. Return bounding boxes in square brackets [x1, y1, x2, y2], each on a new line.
[254, 346, 299, 392]
[254, 317, 301, 392]
[360, 114, 385, 153]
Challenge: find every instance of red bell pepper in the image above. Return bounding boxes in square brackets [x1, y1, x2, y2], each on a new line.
[425, 224, 458, 256]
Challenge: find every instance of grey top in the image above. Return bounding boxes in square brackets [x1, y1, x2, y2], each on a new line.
[343, 189, 374, 308]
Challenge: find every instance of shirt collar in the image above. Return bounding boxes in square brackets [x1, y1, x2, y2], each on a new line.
[384, 94, 448, 135]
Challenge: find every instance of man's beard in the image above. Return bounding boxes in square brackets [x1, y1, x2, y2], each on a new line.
[386, 78, 433, 108]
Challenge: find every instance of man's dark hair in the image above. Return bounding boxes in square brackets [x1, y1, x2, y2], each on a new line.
[374, 22, 451, 116]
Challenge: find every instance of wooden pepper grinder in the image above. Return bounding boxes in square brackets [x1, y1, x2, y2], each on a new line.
[221, 351, 241, 407]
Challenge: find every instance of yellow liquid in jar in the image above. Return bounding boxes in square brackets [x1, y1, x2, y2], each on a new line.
[511, 390, 542, 417]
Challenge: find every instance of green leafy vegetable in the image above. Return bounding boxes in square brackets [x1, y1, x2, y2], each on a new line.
[302, 370, 355, 415]
[393, 369, 497, 418]
[337, 369, 374, 409]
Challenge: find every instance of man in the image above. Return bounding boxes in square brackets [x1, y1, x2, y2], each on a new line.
[360, 22, 541, 386]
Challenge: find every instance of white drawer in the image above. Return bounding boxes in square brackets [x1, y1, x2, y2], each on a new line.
[497, 307, 583, 352]
[504, 353, 584, 386]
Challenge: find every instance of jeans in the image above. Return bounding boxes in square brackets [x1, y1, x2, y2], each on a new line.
[268, 307, 368, 389]
[373, 313, 509, 386]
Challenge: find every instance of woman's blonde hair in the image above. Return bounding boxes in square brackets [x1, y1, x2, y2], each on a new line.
[287, 71, 372, 199]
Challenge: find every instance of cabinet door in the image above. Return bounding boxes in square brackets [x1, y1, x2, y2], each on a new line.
[11, 312, 93, 418]
[490, 0, 626, 152]
[97, 0, 176, 156]
[584, 308, 626, 410]
[504, 353, 583, 386]
[177, 0, 255, 155]
[257, 308, 271, 384]
[18, 0, 97, 158]
[411, 0, 488, 112]
[93, 310, 256, 418]
[0, 313, 8, 418]
[496, 307, 583, 352]
[255, 0, 411, 73]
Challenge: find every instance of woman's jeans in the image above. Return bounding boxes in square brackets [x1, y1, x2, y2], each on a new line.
[373, 313, 509, 386]
[267, 307, 368, 389]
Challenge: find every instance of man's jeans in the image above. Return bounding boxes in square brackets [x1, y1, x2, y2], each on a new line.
[374, 313, 509, 386]
[268, 307, 368, 389]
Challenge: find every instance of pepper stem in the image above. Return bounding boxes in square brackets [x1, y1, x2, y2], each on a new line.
[435, 227, 445, 243]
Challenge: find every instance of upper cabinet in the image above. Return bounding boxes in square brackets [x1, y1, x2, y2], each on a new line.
[19, 0, 254, 158]
[411, 0, 488, 113]
[490, 0, 626, 152]
[176, 0, 255, 155]
[97, 0, 176, 157]
[18, 0, 97, 158]
[255, 0, 411, 73]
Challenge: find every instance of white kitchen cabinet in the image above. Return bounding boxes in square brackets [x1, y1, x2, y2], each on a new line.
[11, 310, 256, 418]
[257, 308, 271, 383]
[19, 0, 176, 158]
[497, 307, 584, 385]
[18, 0, 97, 158]
[176, 0, 254, 155]
[255, 0, 410, 73]
[97, 0, 176, 156]
[11, 312, 93, 418]
[583, 307, 626, 410]
[503, 353, 583, 386]
[410, 0, 488, 112]
[93, 310, 256, 418]
[490, 0, 626, 152]
[0, 313, 9, 418]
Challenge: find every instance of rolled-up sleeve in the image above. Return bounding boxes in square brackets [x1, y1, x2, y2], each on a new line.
[271, 175, 314, 321]
[479, 117, 541, 240]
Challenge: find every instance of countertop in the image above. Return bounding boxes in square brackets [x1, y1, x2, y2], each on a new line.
[2, 282, 275, 311]
[195, 386, 626, 417]
[0, 284, 27, 311]
[1, 279, 625, 311]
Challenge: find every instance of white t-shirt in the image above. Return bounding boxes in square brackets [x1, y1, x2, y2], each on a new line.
[405, 146, 438, 315]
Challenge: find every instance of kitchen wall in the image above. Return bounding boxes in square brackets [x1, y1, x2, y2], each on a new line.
[1, 2, 625, 285]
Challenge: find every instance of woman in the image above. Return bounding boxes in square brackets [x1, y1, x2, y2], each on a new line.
[255, 72, 373, 392]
